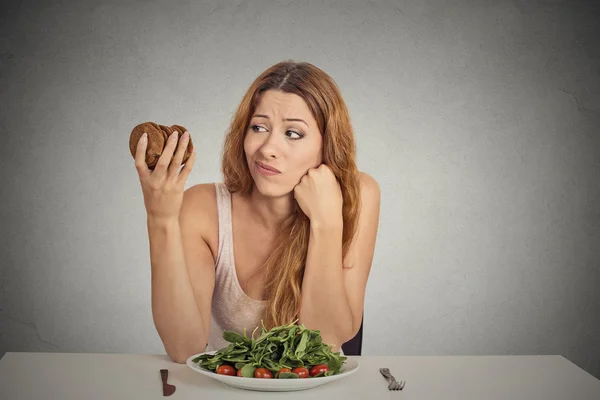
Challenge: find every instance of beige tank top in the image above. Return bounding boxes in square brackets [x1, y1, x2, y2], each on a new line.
[206, 182, 268, 352]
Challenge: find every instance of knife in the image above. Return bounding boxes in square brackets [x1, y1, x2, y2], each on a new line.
[160, 369, 176, 396]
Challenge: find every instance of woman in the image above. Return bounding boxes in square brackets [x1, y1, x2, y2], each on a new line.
[134, 60, 380, 363]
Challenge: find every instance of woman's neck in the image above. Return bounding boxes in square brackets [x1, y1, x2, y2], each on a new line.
[247, 186, 296, 231]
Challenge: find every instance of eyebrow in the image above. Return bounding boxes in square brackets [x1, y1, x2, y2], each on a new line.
[252, 114, 309, 128]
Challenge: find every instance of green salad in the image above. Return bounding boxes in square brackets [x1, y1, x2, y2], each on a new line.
[192, 321, 347, 379]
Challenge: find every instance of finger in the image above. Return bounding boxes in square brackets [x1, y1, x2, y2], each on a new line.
[134, 133, 150, 179]
[154, 131, 179, 176]
[169, 131, 190, 177]
[177, 144, 196, 183]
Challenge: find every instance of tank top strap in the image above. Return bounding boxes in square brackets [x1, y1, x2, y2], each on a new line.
[214, 182, 233, 268]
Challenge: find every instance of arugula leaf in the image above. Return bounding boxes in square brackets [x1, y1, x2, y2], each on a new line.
[241, 363, 257, 377]
[294, 330, 309, 358]
[223, 331, 248, 345]
[279, 372, 300, 379]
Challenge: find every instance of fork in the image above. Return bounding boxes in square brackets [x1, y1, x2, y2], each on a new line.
[379, 368, 405, 391]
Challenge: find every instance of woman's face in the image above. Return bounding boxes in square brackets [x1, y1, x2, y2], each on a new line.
[244, 89, 323, 197]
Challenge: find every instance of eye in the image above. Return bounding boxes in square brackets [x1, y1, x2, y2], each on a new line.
[251, 125, 304, 140]
[286, 130, 304, 140]
[251, 125, 267, 133]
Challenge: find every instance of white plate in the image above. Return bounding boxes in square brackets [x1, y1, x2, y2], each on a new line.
[186, 351, 359, 392]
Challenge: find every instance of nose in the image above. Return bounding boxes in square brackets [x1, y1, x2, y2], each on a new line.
[258, 131, 281, 159]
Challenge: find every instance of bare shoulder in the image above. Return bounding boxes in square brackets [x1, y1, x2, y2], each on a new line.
[341, 172, 380, 269]
[358, 171, 380, 204]
[180, 183, 219, 253]
[183, 183, 216, 204]
[181, 183, 217, 216]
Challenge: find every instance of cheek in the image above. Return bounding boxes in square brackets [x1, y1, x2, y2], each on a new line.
[243, 134, 255, 158]
[315, 146, 323, 165]
[313, 136, 323, 164]
[310, 140, 323, 166]
[293, 144, 323, 172]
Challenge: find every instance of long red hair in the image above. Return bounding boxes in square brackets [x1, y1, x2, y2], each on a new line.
[221, 60, 361, 329]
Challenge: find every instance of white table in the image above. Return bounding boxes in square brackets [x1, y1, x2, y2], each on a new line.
[1, 352, 599, 399]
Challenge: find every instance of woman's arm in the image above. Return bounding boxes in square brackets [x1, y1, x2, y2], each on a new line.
[298, 172, 381, 349]
[150, 184, 216, 363]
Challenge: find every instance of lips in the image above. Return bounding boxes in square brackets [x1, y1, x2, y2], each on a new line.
[256, 161, 281, 174]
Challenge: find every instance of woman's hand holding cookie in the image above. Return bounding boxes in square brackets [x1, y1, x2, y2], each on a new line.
[134, 129, 196, 221]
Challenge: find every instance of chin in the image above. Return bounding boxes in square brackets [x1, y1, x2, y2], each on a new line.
[251, 174, 292, 198]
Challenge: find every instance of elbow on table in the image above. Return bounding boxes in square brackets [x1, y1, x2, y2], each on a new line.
[338, 322, 361, 346]
[321, 327, 356, 351]
[167, 342, 208, 364]
[168, 352, 189, 364]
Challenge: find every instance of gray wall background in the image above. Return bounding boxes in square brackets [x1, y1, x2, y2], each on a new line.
[1, 0, 599, 379]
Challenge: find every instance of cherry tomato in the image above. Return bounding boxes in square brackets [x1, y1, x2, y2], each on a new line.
[254, 367, 273, 379]
[216, 365, 236, 376]
[292, 367, 309, 378]
[309, 364, 329, 377]
[276, 368, 292, 378]
[237, 368, 243, 377]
